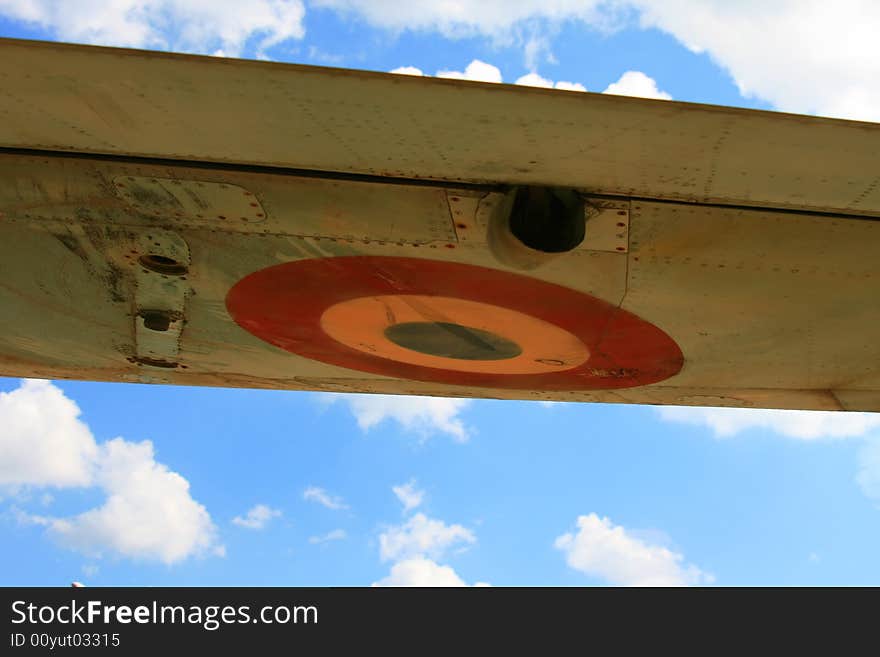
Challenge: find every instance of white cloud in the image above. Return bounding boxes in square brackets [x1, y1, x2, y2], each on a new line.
[23, 2, 874, 119]
[303, 485, 348, 510]
[631, 0, 880, 120]
[392, 480, 424, 513]
[311, 1, 611, 41]
[390, 61, 586, 93]
[325, 2, 880, 120]
[232, 504, 281, 530]
[323, 393, 472, 442]
[0, 0, 305, 56]
[555, 513, 713, 586]
[45, 438, 221, 564]
[373, 556, 489, 586]
[523, 32, 556, 71]
[379, 512, 475, 562]
[81, 564, 99, 578]
[372, 493, 486, 586]
[437, 59, 503, 83]
[553, 80, 588, 92]
[856, 438, 880, 505]
[306, 44, 343, 64]
[659, 406, 880, 513]
[0, 379, 97, 489]
[515, 72, 586, 91]
[603, 70, 671, 99]
[390, 65, 424, 76]
[657, 406, 880, 440]
[1, 379, 221, 564]
[308, 529, 347, 544]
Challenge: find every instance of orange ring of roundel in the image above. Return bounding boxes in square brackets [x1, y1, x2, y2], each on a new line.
[225, 256, 684, 391]
[321, 295, 591, 375]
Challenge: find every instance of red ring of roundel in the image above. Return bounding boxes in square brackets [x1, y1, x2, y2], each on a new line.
[225, 256, 683, 391]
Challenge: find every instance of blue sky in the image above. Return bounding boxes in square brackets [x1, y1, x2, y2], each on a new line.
[2, 1, 880, 587]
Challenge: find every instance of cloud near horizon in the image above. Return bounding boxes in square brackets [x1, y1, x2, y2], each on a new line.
[2, 380, 222, 564]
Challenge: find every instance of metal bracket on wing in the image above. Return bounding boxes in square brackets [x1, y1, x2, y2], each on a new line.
[128, 230, 190, 372]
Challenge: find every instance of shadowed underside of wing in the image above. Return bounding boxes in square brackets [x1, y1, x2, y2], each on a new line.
[1, 38, 879, 411]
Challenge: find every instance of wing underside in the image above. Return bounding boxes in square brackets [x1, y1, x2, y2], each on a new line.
[1, 38, 879, 410]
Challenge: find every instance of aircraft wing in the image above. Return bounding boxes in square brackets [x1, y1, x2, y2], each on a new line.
[2, 37, 879, 411]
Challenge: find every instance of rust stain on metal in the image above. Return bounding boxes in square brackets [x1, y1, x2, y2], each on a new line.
[1, 38, 880, 410]
[129, 356, 179, 368]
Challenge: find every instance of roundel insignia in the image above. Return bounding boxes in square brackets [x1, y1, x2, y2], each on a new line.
[225, 256, 683, 391]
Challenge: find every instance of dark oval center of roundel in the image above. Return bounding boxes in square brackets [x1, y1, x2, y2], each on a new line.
[384, 322, 522, 361]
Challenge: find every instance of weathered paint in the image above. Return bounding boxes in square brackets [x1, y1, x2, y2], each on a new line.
[1, 39, 879, 410]
[4, 38, 880, 216]
[131, 230, 189, 368]
[226, 257, 682, 389]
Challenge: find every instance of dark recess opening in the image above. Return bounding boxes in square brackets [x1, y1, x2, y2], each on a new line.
[508, 186, 585, 253]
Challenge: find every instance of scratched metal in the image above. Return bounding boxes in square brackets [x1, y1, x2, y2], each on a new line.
[2, 39, 880, 410]
[3, 39, 880, 216]
[1, 150, 879, 409]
